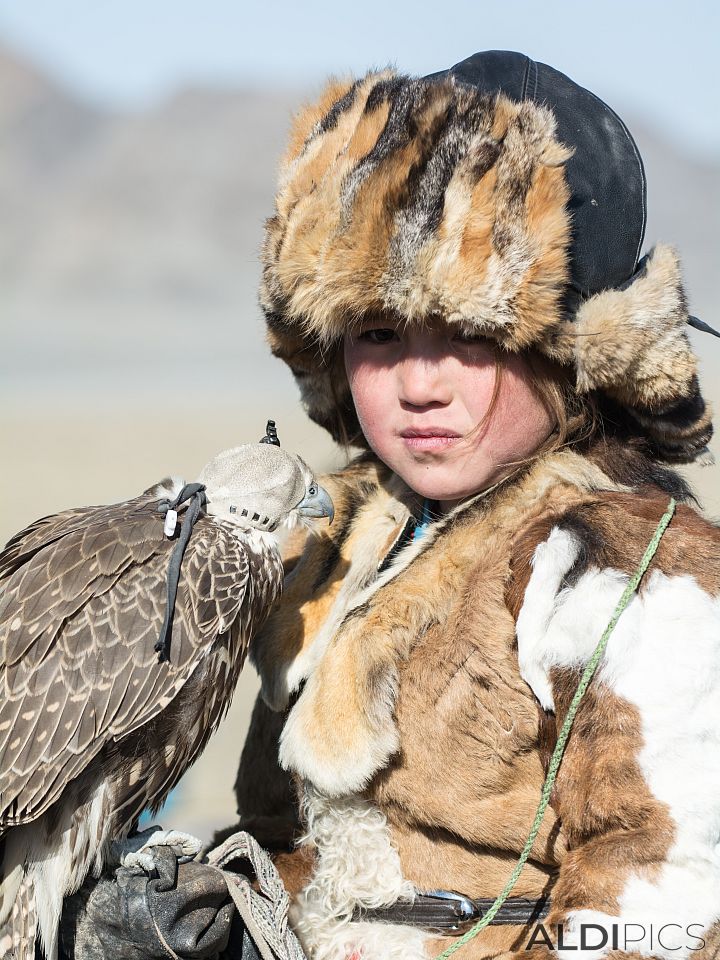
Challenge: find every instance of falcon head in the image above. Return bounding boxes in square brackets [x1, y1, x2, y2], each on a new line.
[197, 443, 334, 533]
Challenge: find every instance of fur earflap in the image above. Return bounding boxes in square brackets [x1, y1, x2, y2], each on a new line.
[261, 69, 712, 463]
[549, 246, 694, 405]
[545, 245, 713, 461]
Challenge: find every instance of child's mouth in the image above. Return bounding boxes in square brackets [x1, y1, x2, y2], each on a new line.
[400, 428, 462, 451]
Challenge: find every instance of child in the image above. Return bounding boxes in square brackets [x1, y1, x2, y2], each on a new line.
[240, 50, 720, 960]
[63, 50, 720, 960]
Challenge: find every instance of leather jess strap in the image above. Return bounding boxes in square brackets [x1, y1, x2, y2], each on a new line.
[352, 891, 550, 934]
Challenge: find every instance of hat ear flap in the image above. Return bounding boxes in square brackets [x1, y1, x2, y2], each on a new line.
[265, 316, 363, 448]
[545, 244, 713, 463]
[572, 244, 694, 406]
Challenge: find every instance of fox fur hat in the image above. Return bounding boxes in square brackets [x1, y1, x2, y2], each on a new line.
[260, 51, 714, 464]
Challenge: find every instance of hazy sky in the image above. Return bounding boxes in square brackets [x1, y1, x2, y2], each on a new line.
[0, 0, 718, 157]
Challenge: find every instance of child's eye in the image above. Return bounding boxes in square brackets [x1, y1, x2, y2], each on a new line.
[358, 328, 399, 344]
[453, 331, 489, 345]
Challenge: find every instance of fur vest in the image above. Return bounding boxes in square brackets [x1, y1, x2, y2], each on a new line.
[236, 440, 720, 960]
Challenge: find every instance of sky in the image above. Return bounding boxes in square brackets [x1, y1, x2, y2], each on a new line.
[0, 0, 718, 158]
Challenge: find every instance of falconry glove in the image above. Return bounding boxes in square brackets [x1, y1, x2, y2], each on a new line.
[60, 832, 306, 960]
[61, 848, 238, 960]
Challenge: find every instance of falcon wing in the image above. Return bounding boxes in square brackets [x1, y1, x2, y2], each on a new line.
[0, 496, 152, 581]
[0, 498, 256, 829]
[0, 478, 179, 580]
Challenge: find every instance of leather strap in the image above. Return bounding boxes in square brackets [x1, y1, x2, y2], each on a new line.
[352, 891, 550, 934]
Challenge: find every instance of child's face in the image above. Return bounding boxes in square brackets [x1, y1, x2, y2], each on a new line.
[343, 317, 555, 511]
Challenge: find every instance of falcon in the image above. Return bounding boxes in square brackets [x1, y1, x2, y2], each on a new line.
[0, 422, 333, 960]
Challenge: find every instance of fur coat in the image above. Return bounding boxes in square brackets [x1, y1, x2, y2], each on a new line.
[233, 439, 720, 960]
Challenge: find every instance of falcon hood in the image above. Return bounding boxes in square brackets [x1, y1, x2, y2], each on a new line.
[260, 51, 715, 465]
[198, 443, 333, 531]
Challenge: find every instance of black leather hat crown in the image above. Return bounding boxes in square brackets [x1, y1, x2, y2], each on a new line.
[429, 50, 647, 299]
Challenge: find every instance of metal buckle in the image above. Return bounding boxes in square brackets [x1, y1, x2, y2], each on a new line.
[351, 888, 483, 934]
[416, 889, 482, 933]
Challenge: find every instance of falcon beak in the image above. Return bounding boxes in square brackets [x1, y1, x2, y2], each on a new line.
[297, 484, 334, 525]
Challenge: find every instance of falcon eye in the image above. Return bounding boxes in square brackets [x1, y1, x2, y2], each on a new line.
[309, 485, 317, 496]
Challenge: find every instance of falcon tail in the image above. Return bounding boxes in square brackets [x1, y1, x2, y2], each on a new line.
[0, 779, 111, 960]
[0, 868, 37, 960]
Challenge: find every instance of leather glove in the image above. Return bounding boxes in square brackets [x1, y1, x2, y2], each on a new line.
[61, 847, 237, 960]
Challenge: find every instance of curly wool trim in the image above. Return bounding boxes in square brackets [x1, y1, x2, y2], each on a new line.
[291, 787, 430, 960]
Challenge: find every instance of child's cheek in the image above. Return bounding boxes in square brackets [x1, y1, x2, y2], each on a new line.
[348, 367, 395, 430]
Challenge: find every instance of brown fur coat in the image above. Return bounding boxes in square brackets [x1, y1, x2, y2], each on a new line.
[233, 440, 720, 960]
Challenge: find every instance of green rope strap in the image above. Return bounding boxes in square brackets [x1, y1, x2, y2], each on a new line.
[432, 496, 677, 960]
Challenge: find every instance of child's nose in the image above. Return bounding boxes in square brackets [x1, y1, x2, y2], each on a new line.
[397, 355, 453, 407]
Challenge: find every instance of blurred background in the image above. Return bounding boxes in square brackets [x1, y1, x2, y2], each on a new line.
[1, 0, 718, 840]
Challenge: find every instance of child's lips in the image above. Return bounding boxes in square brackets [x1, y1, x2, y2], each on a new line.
[400, 428, 462, 451]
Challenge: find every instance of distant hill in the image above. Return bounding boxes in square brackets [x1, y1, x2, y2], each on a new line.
[1, 44, 717, 371]
[0, 46, 302, 304]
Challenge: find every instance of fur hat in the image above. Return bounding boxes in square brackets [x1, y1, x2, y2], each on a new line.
[260, 54, 713, 463]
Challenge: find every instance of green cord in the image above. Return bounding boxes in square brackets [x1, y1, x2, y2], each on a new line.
[432, 497, 677, 960]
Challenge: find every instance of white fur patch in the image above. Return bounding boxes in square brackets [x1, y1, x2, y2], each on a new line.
[292, 788, 430, 960]
[515, 526, 584, 710]
[517, 530, 720, 959]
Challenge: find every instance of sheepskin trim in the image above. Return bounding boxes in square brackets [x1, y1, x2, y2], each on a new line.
[260, 69, 573, 350]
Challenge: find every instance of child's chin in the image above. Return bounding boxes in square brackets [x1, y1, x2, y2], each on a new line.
[401, 469, 464, 502]
[402, 463, 496, 503]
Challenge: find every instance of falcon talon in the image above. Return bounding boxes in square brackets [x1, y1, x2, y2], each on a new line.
[119, 829, 203, 875]
[109, 826, 163, 868]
